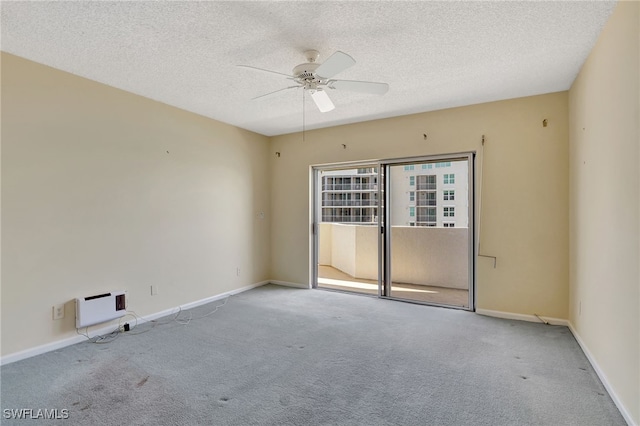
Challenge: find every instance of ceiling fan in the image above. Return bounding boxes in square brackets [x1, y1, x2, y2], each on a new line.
[238, 50, 389, 112]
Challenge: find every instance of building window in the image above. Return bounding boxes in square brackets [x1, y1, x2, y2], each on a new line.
[409, 191, 415, 202]
[444, 207, 455, 217]
[444, 190, 455, 201]
[421, 163, 432, 170]
[443, 222, 455, 228]
[409, 222, 415, 227]
[409, 207, 415, 217]
[404, 165, 415, 171]
[409, 176, 415, 186]
[444, 174, 455, 184]
[417, 191, 436, 206]
[416, 207, 436, 225]
[416, 174, 436, 190]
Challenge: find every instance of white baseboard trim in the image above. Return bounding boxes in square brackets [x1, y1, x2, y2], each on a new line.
[567, 323, 636, 426]
[475, 308, 569, 326]
[269, 280, 309, 289]
[0, 281, 269, 366]
[140, 280, 270, 323]
[0, 324, 117, 367]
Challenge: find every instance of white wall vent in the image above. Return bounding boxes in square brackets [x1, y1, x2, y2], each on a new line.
[75, 291, 126, 328]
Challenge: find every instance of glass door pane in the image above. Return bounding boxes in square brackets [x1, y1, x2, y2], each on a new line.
[315, 165, 380, 295]
[386, 158, 472, 308]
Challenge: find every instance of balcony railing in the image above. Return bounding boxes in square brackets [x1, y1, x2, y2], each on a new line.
[322, 216, 377, 223]
[322, 184, 378, 191]
[322, 200, 378, 207]
[416, 183, 437, 190]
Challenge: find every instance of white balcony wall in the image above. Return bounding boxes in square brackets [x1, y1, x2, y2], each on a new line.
[318, 223, 333, 265]
[355, 225, 379, 281]
[329, 224, 357, 277]
[391, 227, 468, 289]
[319, 224, 468, 289]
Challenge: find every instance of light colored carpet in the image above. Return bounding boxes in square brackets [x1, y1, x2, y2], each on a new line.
[1, 285, 625, 425]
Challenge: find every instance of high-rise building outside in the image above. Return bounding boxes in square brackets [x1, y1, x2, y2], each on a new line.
[390, 161, 468, 228]
[319, 161, 468, 227]
[320, 167, 379, 224]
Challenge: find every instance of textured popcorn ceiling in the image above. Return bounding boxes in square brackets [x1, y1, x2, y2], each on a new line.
[1, 1, 616, 136]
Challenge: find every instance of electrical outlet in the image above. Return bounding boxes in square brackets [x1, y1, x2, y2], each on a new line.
[151, 285, 158, 296]
[53, 304, 64, 320]
[236, 267, 240, 276]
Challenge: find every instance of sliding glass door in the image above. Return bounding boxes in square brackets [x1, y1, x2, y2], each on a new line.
[313, 153, 474, 310]
[383, 156, 474, 308]
[313, 164, 381, 296]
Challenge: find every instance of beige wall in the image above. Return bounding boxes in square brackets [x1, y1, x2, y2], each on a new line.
[270, 91, 569, 318]
[568, 1, 639, 424]
[1, 53, 271, 357]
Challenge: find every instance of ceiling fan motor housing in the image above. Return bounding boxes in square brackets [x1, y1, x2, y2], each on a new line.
[292, 62, 321, 80]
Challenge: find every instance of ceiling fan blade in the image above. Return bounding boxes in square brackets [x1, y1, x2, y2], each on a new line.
[237, 65, 294, 78]
[315, 51, 356, 79]
[330, 79, 389, 95]
[310, 90, 335, 112]
[252, 86, 299, 100]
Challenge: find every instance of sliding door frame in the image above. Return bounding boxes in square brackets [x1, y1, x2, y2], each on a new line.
[380, 152, 475, 310]
[311, 160, 382, 293]
[312, 152, 475, 311]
